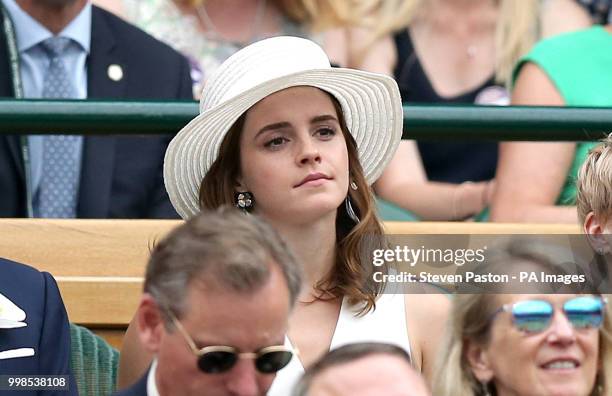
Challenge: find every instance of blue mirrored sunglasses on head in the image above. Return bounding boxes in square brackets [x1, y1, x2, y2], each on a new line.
[495, 296, 607, 333]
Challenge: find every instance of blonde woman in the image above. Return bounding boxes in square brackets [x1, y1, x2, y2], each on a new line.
[433, 239, 612, 396]
[345, 0, 592, 221]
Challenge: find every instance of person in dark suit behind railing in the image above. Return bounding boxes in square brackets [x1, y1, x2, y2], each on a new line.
[0, 0, 193, 219]
[0, 257, 78, 396]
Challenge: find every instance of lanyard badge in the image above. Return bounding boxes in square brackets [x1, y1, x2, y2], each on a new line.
[1, 5, 33, 217]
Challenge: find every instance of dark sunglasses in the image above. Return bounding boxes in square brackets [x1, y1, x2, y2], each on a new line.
[494, 296, 607, 334]
[169, 311, 293, 374]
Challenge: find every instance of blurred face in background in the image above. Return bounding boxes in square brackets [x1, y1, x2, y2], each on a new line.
[307, 353, 430, 396]
[29, 0, 81, 8]
[584, 211, 612, 258]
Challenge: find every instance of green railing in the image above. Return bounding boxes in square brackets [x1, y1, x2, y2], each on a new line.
[0, 99, 610, 141]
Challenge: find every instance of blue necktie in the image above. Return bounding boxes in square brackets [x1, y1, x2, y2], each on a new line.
[38, 36, 79, 218]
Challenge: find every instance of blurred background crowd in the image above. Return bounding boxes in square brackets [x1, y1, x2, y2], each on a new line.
[1, 1, 612, 396]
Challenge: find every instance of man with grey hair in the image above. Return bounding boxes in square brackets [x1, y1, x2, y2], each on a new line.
[114, 207, 302, 396]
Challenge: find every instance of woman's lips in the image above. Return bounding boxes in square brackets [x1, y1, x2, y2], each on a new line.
[295, 173, 331, 187]
[540, 358, 580, 370]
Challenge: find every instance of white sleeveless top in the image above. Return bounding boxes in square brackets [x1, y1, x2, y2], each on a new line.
[268, 291, 411, 395]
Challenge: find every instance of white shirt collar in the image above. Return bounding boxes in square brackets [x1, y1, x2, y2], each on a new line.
[147, 359, 160, 396]
[1, 0, 91, 53]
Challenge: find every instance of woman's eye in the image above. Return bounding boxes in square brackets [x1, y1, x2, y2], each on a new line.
[264, 137, 288, 148]
[317, 127, 336, 139]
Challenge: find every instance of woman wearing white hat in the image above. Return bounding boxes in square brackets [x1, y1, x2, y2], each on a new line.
[119, 35, 449, 394]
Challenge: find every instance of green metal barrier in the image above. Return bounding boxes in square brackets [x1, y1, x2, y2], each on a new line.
[0, 99, 610, 140]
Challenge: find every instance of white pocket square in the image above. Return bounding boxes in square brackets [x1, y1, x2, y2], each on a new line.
[0, 318, 27, 329]
[0, 292, 26, 322]
[0, 348, 35, 360]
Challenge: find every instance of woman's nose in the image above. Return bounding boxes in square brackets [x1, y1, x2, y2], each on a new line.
[546, 312, 577, 345]
[296, 138, 321, 165]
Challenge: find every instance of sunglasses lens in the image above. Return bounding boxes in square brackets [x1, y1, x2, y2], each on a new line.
[564, 296, 604, 329]
[512, 300, 553, 333]
[255, 351, 293, 374]
[198, 351, 237, 374]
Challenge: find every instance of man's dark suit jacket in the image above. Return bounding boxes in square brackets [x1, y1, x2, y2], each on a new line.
[113, 368, 148, 396]
[0, 5, 193, 218]
[0, 258, 78, 396]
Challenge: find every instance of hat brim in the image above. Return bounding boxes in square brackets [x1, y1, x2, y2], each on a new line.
[164, 68, 403, 219]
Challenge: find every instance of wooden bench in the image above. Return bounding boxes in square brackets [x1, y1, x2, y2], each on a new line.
[0, 219, 179, 348]
[0, 219, 581, 348]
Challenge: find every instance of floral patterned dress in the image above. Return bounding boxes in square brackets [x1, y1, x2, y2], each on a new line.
[122, 0, 312, 98]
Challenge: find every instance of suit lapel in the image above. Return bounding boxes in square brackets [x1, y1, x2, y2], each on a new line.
[78, 6, 124, 217]
[77, 136, 115, 218]
[0, 17, 13, 95]
[2, 137, 23, 182]
[0, 16, 25, 182]
[87, 6, 126, 99]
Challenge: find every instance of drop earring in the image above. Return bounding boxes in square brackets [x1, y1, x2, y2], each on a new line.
[345, 196, 360, 223]
[481, 381, 491, 396]
[234, 191, 255, 213]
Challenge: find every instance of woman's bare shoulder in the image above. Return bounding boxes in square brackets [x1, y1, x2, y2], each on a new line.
[405, 292, 451, 319]
[404, 291, 450, 381]
[540, 0, 592, 38]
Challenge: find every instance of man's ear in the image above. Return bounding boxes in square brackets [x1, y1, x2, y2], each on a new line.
[465, 340, 494, 383]
[584, 212, 610, 255]
[137, 294, 166, 354]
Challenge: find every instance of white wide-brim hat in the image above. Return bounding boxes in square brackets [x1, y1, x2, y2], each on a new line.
[164, 36, 403, 219]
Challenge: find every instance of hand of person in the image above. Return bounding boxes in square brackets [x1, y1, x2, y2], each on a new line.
[453, 180, 494, 221]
